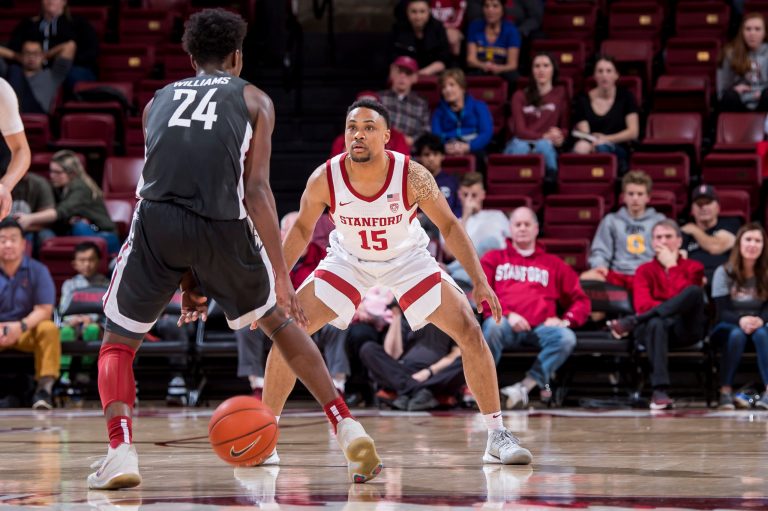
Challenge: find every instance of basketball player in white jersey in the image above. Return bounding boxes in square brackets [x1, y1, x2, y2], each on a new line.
[0, 77, 31, 217]
[257, 98, 532, 465]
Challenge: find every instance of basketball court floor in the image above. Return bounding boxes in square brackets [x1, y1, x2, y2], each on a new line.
[0, 406, 767, 510]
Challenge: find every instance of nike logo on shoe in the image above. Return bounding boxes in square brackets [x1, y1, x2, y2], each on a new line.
[492, 413, 501, 419]
[230, 436, 261, 458]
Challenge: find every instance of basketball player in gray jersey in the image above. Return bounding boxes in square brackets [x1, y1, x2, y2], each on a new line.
[88, 9, 381, 490]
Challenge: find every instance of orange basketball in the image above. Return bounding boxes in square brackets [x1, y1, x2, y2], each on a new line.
[208, 395, 279, 466]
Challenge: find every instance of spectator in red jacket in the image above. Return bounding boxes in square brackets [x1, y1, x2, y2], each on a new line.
[481, 207, 590, 408]
[608, 219, 706, 410]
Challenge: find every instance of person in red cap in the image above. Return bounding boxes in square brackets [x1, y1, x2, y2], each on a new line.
[379, 56, 431, 147]
[330, 91, 410, 156]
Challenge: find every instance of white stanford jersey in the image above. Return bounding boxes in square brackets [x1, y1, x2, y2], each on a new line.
[326, 150, 429, 262]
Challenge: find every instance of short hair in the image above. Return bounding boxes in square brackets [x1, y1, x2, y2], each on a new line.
[439, 68, 467, 91]
[652, 219, 682, 238]
[510, 206, 539, 225]
[21, 40, 43, 50]
[460, 171, 484, 188]
[346, 99, 391, 128]
[621, 170, 653, 194]
[413, 133, 445, 155]
[182, 8, 247, 66]
[0, 218, 23, 235]
[74, 241, 102, 259]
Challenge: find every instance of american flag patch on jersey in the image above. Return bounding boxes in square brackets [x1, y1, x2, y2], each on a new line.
[387, 193, 400, 202]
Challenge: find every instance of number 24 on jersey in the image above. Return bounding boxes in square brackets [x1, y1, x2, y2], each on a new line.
[168, 88, 219, 130]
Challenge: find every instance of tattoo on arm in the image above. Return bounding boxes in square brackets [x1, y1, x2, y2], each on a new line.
[408, 160, 440, 204]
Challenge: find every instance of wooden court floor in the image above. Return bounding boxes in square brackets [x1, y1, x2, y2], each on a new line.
[0, 406, 767, 510]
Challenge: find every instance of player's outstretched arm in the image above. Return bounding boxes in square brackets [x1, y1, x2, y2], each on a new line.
[242, 85, 306, 326]
[408, 160, 502, 322]
[282, 164, 331, 270]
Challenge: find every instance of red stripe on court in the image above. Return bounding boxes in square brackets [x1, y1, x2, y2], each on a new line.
[315, 270, 361, 308]
[399, 272, 441, 312]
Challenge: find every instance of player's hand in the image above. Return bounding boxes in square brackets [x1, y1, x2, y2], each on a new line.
[275, 272, 307, 329]
[0, 184, 11, 220]
[178, 289, 208, 327]
[474, 280, 502, 323]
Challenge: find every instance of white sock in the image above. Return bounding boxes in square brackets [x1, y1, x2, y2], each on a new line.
[482, 411, 505, 432]
[248, 375, 265, 389]
[275, 415, 280, 424]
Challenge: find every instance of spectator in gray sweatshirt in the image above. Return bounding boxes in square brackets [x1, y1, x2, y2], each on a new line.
[718, 13, 768, 112]
[581, 170, 666, 292]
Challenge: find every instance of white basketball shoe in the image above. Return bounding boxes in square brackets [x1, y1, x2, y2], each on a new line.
[87, 443, 142, 490]
[335, 418, 383, 483]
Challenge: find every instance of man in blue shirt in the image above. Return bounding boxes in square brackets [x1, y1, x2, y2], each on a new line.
[0, 218, 59, 409]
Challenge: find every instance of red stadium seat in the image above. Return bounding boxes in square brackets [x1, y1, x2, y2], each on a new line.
[124, 117, 145, 157]
[119, 8, 173, 44]
[530, 39, 586, 89]
[486, 154, 545, 210]
[467, 75, 507, 107]
[675, 1, 730, 40]
[542, 3, 598, 53]
[104, 199, 135, 239]
[538, 238, 591, 272]
[20, 114, 50, 152]
[482, 194, 533, 214]
[557, 153, 618, 210]
[600, 39, 653, 90]
[136, 79, 167, 111]
[608, 2, 664, 52]
[40, 237, 110, 294]
[713, 113, 766, 152]
[641, 113, 702, 165]
[702, 153, 763, 214]
[412, 76, 440, 111]
[58, 82, 135, 144]
[0, 7, 39, 43]
[543, 195, 605, 240]
[103, 156, 144, 203]
[652, 75, 710, 116]
[664, 38, 721, 87]
[745, 0, 768, 17]
[716, 189, 751, 224]
[99, 44, 156, 83]
[70, 6, 109, 40]
[55, 113, 116, 153]
[29, 152, 87, 178]
[629, 152, 691, 211]
[442, 155, 476, 176]
[648, 189, 678, 218]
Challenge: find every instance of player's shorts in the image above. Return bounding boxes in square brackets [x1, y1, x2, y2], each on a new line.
[103, 200, 276, 336]
[605, 270, 635, 292]
[298, 241, 462, 330]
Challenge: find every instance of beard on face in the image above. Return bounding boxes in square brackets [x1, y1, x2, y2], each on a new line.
[349, 152, 371, 163]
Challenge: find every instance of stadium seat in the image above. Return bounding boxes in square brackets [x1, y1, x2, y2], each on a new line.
[103, 156, 143, 203]
[716, 189, 751, 224]
[648, 189, 678, 218]
[641, 113, 702, 165]
[99, 44, 156, 83]
[600, 39, 653, 90]
[58, 82, 135, 147]
[412, 75, 441, 111]
[40, 237, 109, 294]
[629, 152, 691, 210]
[136, 79, 167, 111]
[584, 76, 643, 108]
[713, 112, 766, 152]
[466, 75, 507, 108]
[104, 199, 135, 239]
[745, 0, 768, 17]
[701, 153, 763, 214]
[652, 75, 710, 117]
[482, 194, 533, 214]
[486, 154, 545, 210]
[608, 2, 664, 52]
[675, 1, 730, 40]
[29, 152, 86, 178]
[119, 8, 173, 44]
[663, 37, 721, 88]
[70, 6, 109, 40]
[442, 155, 476, 176]
[124, 117, 145, 157]
[542, 2, 598, 53]
[530, 39, 585, 90]
[52, 114, 115, 181]
[557, 153, 618, 211]
[0, 7, 39, 43]
[543, 195, 605, 240]
[20, 114, 50, 152]
[538, 238, 591, 272]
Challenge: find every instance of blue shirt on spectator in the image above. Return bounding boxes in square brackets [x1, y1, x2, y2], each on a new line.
[466, 19, 521, 65]
[434, 172, 462, 217]
[0, 256, 56, 321]
[431, 94, 494, 152]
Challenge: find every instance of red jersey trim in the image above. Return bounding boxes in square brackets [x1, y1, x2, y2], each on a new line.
[325, 156, 339, 215]
[339, 150, 396, 203]
[399, 272, 441, 312]
[401, 154, 413, 211]
[315, 269, 362, 308]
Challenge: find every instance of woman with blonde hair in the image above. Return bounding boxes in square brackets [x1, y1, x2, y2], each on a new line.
[718, 13, 768, 111]
[15, 150, 119, 254]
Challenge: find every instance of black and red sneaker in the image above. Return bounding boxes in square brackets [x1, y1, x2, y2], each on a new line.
[607, 315, 638, 339]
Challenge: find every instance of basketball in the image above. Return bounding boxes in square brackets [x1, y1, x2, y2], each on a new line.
[208, 396, 279, 466]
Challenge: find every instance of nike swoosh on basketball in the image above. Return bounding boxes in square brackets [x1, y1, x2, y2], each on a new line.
[230, 436, 261, 458]
[339, 201, 353, 206]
